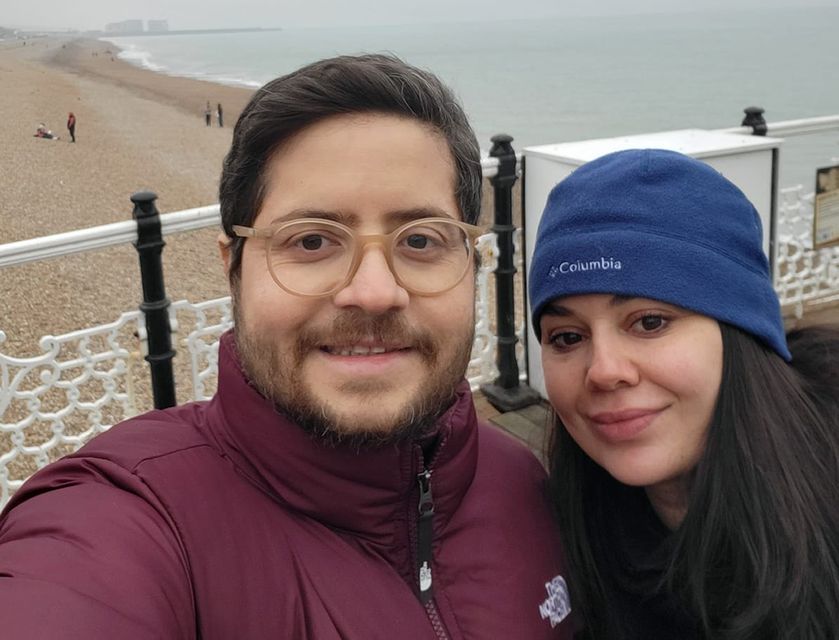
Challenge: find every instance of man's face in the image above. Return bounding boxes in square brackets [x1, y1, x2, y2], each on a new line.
[223, 113, 476, 444]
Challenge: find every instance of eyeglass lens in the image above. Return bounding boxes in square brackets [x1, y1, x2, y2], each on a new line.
[267, 220, 471, 295]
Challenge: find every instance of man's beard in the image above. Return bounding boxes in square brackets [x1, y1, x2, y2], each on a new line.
[233, 301, 474, 449]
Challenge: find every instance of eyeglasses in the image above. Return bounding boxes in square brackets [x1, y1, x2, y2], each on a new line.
[232, 217, 483, 297]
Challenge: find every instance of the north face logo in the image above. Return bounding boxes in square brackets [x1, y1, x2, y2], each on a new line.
[539, 575, 571, 628]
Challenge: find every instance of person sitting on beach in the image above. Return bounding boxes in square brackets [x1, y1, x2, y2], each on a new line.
[0, 54, 573, 639]
[529, 148, 839, 639]
[33, 123, 59, 140]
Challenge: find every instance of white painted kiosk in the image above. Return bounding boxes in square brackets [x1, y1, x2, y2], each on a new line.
[522, 129, 783, 398]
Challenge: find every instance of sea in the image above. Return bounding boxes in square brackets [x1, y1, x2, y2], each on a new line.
[105, 6, 839, 191]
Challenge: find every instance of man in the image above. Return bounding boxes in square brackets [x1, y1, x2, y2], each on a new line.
[0, 55, 572, 638]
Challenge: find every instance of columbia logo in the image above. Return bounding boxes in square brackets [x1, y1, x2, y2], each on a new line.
[549, 257, 622, 277]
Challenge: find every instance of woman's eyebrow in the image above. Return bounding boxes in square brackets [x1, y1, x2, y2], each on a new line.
[542, 302, 572, 317]
[609, 294, 636, 307]
[543, 295, 637, 317]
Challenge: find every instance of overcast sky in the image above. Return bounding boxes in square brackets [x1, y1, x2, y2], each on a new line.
[5, 0, 836, 32]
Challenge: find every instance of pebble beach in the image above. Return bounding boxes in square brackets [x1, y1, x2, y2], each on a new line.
[0, 37, 253, 357]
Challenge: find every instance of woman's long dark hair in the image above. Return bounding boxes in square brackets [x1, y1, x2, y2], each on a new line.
[549, 323, 839, 639]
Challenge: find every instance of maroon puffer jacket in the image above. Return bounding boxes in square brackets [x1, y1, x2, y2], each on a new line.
[0, 332, 573, 638]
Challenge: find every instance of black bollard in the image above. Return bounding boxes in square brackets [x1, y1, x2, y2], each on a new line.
[740, 106, 779, 273]
[742, 106, 767, 136]
[480, 135, 541, 413]
[131, 191, 177, 409]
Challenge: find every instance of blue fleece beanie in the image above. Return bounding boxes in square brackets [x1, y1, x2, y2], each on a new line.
[528, 148, 791, 361]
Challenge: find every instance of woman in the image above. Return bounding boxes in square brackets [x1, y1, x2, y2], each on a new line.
[528, 149, 839, 639]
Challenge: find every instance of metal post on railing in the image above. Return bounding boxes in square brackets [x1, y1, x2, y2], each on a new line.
[739, 106, 779, 273]
[480, 134, 541, 413]
[742, 106, 768, 136]
[131, 191, 177, 409]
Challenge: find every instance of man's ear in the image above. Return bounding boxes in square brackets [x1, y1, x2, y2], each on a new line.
[218, 232, 232, 275]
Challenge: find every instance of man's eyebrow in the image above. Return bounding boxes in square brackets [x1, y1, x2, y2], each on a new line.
[386, 207, 459, 225]
[542, 295, 636, 317]
[266, 206, 457, 227]
[267, 209, 349, 225]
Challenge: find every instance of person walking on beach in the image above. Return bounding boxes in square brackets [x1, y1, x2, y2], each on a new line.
[0, 54, 573, 639]
[216, 102, 223, 127]
[204, 100, 212, 126]
[66, 112, 76, 143]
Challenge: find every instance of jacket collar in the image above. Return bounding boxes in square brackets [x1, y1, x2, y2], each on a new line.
[203, 332, 479, 546]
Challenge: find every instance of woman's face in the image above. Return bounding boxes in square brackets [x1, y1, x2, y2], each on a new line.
[540, 294, 723, 497]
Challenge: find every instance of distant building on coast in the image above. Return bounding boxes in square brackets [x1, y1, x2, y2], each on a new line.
[97, 20, 278, 38]
[104, 19, 144, 34]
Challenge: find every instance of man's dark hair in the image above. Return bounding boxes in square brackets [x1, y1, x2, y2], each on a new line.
[219, 53, 482, 281]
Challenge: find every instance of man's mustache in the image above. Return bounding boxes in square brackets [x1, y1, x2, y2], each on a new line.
[294, 310, 437, 360]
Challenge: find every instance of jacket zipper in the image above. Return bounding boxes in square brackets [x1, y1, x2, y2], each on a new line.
[416, 466, 451, 640]
[425, 599, 450, 640]
[416, 468, 434, 605]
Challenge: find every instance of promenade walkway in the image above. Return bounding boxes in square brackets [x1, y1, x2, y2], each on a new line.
[479, 394, 550, 463]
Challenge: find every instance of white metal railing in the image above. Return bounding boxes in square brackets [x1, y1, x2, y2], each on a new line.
[775, 187, 839, 317]
[0, 313, 145, 505]
[715, 114, 839, 318]
[719, 115, 839, 138]
[0, 205, 222, 268]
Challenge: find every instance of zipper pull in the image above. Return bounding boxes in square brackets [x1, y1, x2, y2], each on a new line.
[416, 468, 435, 605]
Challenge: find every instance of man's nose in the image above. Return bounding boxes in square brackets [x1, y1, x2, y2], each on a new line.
[331, 246, 410, 314]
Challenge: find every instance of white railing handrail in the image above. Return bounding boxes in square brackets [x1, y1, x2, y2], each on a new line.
[0, 158, 511, 270]
[0, 205, 222, 269]
[0, 218, 137, 268]
[717, 114, 839, 138]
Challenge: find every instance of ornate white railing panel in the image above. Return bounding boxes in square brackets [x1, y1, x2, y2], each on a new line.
[775, 186, 839, 318]
[468, 233, 501, 388]
[0, 312, 145, 506]
[170, 297, 233, 402]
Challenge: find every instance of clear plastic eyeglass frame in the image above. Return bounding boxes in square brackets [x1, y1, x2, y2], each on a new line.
[232, 217, 484, 298]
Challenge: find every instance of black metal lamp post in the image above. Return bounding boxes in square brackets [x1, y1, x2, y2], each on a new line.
[480, 134, 541, 413]
[131, 191, 177, 409]
[742, 106, 768, 136]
